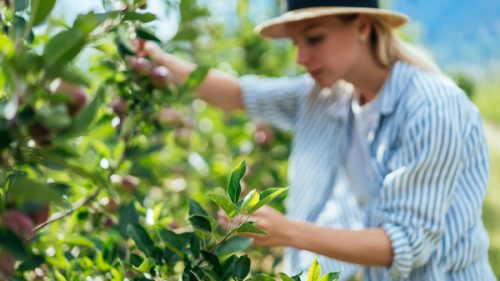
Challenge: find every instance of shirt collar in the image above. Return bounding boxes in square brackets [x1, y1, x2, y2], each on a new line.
[324, 61, 415, 120]
[378, 60, 416, 115]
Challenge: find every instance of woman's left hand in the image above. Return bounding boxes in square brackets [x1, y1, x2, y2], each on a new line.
[217, 206, 294, 247]
[244, 206, 293, 247]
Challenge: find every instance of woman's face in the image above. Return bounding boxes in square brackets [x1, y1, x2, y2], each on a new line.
[287, 15, 367, 88]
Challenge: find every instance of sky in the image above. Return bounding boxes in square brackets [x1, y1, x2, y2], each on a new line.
[392, 0, 500, 72]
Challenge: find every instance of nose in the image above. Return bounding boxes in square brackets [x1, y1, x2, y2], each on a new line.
[295, 44, 311, 66]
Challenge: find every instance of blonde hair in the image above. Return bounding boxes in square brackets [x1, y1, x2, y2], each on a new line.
[371, 16, 441, 73]
[338, 14, 441, 73]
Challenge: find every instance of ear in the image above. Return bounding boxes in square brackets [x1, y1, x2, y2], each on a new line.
[356, 14, 373, 42]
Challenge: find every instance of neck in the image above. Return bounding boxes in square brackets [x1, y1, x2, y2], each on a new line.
[345, 53, 390, 105]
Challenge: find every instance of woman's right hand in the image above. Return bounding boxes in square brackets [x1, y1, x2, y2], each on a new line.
[133, 40, 164, 62]
[132, 40, 196, 86]
[131, 40, 244, 111]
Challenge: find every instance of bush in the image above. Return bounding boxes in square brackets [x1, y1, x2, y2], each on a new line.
[0, 0, 338, 279]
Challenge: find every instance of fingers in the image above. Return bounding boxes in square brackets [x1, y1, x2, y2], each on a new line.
[217, 209, 264, 230]
[216, 209, 275, 247]
[132, 39, 160, 59]
[217, 209, 230, 230]
[252, 205, 274, 216]
[132, 39, 146, 56]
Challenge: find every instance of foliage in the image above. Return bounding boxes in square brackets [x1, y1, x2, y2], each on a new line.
[450, 73, 476, 99]
[0, 0, 340, 279]
[473, 78, 500, 125]
[482, 125, 500, 279]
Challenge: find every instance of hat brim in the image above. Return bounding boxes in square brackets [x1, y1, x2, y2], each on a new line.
[255, 7, 408, 39]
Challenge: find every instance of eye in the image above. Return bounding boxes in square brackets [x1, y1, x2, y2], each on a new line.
[306, 35, 324, 46]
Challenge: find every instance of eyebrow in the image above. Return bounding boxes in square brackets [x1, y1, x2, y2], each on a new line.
[301, 23, 322, 32]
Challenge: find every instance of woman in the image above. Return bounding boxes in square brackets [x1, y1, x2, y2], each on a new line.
[138, 0, 495, 280]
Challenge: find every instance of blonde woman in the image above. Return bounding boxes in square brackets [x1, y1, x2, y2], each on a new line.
[137, 0, 495, 280]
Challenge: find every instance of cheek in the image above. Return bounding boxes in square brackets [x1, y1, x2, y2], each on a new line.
[323, 33, 358, 71]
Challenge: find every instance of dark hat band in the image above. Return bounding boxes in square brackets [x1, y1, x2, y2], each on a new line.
[287, 0, 378, 11]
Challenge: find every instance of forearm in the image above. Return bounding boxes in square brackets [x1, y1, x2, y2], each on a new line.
[286, 220, 393, 266]
[151, 52, 245, 112]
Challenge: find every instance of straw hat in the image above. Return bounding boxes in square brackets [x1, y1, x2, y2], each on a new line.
[255, 0, 409, 39]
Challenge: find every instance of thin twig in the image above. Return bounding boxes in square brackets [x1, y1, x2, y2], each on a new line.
[26, 119, 134, 240]
[26, 188, 100, 240]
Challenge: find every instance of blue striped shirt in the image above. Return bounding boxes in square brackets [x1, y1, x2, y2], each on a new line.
[240, 61, 495, 280]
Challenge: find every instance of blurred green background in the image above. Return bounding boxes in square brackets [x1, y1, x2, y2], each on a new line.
[51, 0, 500, 277]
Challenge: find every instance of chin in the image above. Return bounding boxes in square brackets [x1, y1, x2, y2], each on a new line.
[315, 77, 338, 89]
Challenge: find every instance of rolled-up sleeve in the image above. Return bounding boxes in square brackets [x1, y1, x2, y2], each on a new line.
[374, 100, 464, 279]
[240, 74, 313, 131]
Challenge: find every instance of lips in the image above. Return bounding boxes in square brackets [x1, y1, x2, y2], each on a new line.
[309, 69, 322, 78]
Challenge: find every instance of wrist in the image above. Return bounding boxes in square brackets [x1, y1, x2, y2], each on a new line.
[156, 53, 196, 85]
[282, 218, 301, 247]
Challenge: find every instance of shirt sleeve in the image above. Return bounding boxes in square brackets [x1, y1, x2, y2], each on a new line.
[374, 99, 467, 279]
[240, 74, 314, 132]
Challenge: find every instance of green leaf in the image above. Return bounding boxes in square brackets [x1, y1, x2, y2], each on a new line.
[200, 251, 222, 275]
[17, 255, 45, 271]
[41, 14, 116, 73]
[190, 234, 200, 258]
[202, 269, 222, 281]
[73, 12, 113, 35]
[57, 66, 91, 87]
[221, 255, 237, 280]
[188, 215, 212, 233]
[179, 65, 210, 95]
[117, 26, 135, 56]
[214, 236, 252, 256]
[134, 257, 155, 273]
[234, 255, 250, 279]
[13, 16, 33, 43]
[319, 272, 341, 281]
[118, 203, 139, 238]
[37, 103, 72, 130]
[190, 268, 206, 281]
[57, 89, 103, 138]
[240, 189, 259, 213]
[30, 0, 56, 26]
[248, 187, 288, 213]
[189, 199, 208, 217]
[0, 229, 29, 259]
[307, 259, 321, 281]
[15, 0, 29, 11]
[278, 273, 294, 281]
[208, 193, 237, 218]
[136, 27, 161, 43]
[64, 235, 95, 248]
[249, 274, 275, 281]
[8, 177, 64, 205]
[122, 12, 156, 23]
[234, 222, 267, 235]
[127, 224, 155, 256]
[54, 271, 67, 281]
[173, 27, 198, 41]
[159, 229, 183, 256]
[102, 240, 118, 263]
[227, 160, 246, 204]
[279, 272, 302, 281]
[130, 253, 144, 267]
[0, 33, 15, 58]
[0, 119, 13, 150]
[43, 29, 86, 70]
